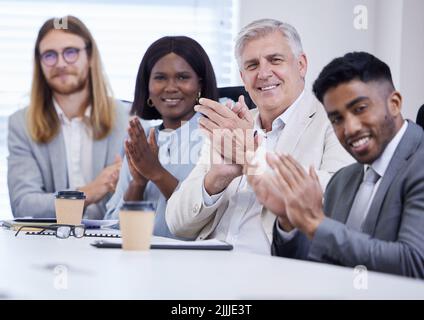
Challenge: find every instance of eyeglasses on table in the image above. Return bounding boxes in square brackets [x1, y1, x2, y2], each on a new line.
[15, 224, 86, 239]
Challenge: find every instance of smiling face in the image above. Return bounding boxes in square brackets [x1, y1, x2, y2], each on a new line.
[239, 30, 307, 114]
[39, 30, 90, 95]
[323, 79, 403, 164]
[148, 52, 200, 127]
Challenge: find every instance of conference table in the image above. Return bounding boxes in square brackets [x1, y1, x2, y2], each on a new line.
[1, 228, 423, 299]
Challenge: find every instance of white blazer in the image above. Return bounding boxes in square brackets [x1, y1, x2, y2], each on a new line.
[165, 92, 354, 242]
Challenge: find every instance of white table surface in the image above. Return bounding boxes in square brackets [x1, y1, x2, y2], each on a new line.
[1, 229, 424, 299]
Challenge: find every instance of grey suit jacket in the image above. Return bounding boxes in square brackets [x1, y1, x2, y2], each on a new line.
[7, 101, 129, 219]
[272, 121, 424, 278]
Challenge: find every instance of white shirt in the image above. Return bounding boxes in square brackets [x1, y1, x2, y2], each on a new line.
[359, 120, 408, 224]
[54, 99, 93, 189]
[203, 91, 305, 254]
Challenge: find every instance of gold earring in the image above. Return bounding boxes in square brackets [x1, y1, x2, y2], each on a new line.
[196, 92, 201, 104]
[147, 98, 154, 107]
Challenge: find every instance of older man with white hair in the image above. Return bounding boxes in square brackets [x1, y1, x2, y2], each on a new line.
[165, 18, 353, 254]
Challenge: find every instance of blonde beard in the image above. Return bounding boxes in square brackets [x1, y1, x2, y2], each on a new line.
[47, 74, 89, 95]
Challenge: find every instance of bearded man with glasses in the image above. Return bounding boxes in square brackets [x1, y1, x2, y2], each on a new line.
[7, 16, 128, 219]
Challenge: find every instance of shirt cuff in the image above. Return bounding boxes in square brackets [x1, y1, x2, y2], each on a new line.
[275, 219, 298, 241]
[202, 182, 224, 207]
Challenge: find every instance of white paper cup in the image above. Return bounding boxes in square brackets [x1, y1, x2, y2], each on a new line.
[119, 201, 156, 251]
[55, 191, 86, 225]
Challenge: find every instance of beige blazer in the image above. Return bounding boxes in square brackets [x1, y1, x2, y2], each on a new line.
[165, 92, 354, 241]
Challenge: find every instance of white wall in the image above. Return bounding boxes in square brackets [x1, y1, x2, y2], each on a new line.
[398, 0, 424, 120]
[238, 0, 424, 121]
[373, 0, 403, 89]
[238, 0, 377, 87]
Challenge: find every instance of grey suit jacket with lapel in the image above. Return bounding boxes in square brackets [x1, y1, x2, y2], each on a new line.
[272, 121, 424, 278]
[7, 101, 129, 219]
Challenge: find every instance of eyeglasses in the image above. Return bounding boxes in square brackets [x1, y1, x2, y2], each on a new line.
[15, 224, 86, 239]
[39, 47, 87, 67]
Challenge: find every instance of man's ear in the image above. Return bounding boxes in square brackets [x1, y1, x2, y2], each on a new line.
[298, 53, 308, 79]
[388, 90, 402, 116]
[239, 70, 248, 92]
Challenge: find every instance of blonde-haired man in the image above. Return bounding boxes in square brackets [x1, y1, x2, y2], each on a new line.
[8, 16, 128, 219]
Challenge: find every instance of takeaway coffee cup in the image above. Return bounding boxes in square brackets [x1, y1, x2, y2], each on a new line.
[55, 191, 86, 225]
[119, 201, 156, 251]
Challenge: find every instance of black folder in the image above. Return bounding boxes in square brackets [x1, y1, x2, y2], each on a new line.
[91, 239, 233, 251]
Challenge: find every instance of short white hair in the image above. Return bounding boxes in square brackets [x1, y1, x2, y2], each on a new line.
[235, 18, 304, 68]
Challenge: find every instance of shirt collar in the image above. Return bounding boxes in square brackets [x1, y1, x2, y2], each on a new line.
[156, 112, 201, 135]
[254, 89, 305, 133]
[366, 120, 408, 177]
[53, 98, 92, 123]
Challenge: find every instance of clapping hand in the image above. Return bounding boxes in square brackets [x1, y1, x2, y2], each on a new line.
[266, 154, 325, 239]
[125, 119, 162, 182]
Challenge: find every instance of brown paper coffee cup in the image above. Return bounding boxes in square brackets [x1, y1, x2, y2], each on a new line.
[119, 201, 156, 251]
[55, 191, 86, 225]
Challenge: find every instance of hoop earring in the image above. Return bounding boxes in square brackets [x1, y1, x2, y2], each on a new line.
[147, 98, 154, 107]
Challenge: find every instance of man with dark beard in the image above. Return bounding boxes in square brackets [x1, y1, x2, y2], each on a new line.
[7, 16, 128, 219]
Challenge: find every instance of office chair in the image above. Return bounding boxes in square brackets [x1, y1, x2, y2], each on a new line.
[416, 104, 424, 129]
[218, 86, 256, 109]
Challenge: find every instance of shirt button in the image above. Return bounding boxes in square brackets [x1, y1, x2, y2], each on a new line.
[193, 204, 200, 213]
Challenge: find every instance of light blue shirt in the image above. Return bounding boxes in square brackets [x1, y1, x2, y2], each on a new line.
[105, 113, 203, 239]
[358, 120, 408, 219]
[368, 120, 408, 178]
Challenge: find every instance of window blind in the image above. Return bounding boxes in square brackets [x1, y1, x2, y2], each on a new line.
[0, 0, 238, 219]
